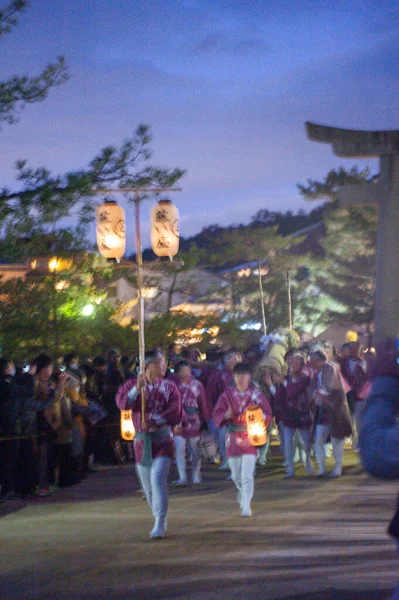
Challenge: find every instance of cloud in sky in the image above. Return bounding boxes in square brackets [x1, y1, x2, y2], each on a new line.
[0, 0, 397, 251]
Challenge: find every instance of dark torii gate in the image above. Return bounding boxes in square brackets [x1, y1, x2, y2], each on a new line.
[305, 122, 399, 343]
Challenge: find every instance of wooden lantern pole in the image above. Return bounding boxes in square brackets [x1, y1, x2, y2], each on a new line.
[95, 187, 182, 424]
[134, 191, 147, 424]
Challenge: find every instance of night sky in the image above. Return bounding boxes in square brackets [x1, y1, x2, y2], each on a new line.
[1, 0, 398, 250]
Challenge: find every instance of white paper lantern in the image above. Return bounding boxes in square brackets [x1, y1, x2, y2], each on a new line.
[120, 409, 135, 441]
[245, 405, 267, 446]
[151, 199, 179, 257]
[96, 200, 126, 259]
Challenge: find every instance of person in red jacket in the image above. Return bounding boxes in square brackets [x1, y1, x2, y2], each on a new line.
[173, 361, 210, 486]
[273, 354, 314, 478]
[338, 341, 367, 450]
[115, 351, 181, 539]
[206, 350, 242, 470]
[213, 363, 272, 517]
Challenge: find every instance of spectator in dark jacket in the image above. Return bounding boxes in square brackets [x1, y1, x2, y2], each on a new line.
[360, 338, 399, 600]
[0, 358, 35, 500]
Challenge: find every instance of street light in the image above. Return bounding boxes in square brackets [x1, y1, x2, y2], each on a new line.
[82, 303, 94, 316]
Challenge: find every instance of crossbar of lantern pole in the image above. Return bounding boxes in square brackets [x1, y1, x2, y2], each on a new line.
[94, 187, 182, 424]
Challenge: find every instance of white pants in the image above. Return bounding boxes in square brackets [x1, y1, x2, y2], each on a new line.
[314, 425, 344, 475]
[228, 454, 256, 513]
[136, 456, 171, 531]
[283, 426, 313, 475]
[174, 435, 201, 483]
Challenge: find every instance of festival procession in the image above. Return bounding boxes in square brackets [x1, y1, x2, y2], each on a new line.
[2, 133, 399, 600]
[3, 3, 399, 597]
[0, 328, 372, 535]
[0, 180, 392, 545]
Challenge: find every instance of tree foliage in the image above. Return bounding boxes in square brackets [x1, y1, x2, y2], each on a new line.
[0, 124, 185, 260]
[298, 166, 377, 330]
[0, 253, 136, 359]
[0, 1, 69, 127]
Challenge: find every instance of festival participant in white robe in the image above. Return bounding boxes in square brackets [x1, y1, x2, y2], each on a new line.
[115, 351, 181, 539]
[213, 363, 272, 517]
[173, 361, 210, 486]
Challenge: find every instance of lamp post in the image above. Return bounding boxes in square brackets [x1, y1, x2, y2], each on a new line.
[95, 187, 182, 423]
[48, 257, 60, 353]
[287, 271, 293, 330]
[257, 260, 267, 336]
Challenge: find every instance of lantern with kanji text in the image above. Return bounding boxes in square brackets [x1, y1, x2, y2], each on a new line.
[120, 409, 135, 441]
[96, 200, 126, 259]
[150, 199, 179, 257]
[245, 405, 267, 446]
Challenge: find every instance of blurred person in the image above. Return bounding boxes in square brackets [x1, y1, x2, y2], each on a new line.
[51, 369, 77, 487]
[273, 354, 314, 478]
[64, 352, 80, 377]
[91, 356, 107, 402]
[79, 363, 109, 470]
[65, 372, 91, 480]
[310, 350, 352, 478]
[116, 351, 181, 539]
[0, 359, 36, 501]
[167, 342, 181, 372]
[338, 341, 367, 450]
[213, 363, 272, 517]
[359, 338, 399, 600]
[253, 369, 277, 466]
[207, 350, 242, 470]
[198, 349, 221, 389]
[243, 346, 262, 370]
[103, 348, 125, 464]
[121, 355, 137, 380]
[35, 355, 69, 496]
[173, 361, 210, 486]
[339, 343, 351, 361]
[181, 348, 202, 379]
[284, 350, 295, 374]
[90, 356, 111, 464]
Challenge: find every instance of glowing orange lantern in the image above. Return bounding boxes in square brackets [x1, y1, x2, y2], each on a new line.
[150, 199, 179, 257]
[245, 405, 267, 446]
[96, 200, 126, 259]
[120, 409, 135, 441]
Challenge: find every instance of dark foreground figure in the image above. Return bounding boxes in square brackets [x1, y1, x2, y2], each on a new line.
[361, 338, 399, 600]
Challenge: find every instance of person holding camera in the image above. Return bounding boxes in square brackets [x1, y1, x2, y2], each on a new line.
[309, 350, 352, 478]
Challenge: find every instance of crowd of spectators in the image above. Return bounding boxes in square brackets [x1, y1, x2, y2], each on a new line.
[0, 337, 373, 501]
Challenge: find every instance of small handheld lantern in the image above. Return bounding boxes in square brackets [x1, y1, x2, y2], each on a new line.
[96, 200, 126, 259]
[120, 409, 135, 441]
[245, 405, 267, 446]
[150, 199, 179, 257]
